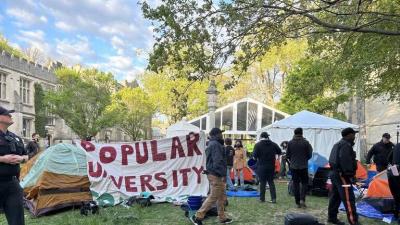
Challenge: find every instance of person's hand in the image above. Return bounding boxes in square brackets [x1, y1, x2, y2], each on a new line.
[222, 177, 226, 183]
[0, 154, 23, 164]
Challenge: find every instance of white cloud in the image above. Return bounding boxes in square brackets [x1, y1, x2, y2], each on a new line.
[111, 36, 125, 55]
[55, 21, 74, 32]
[17, 29, 50, 53]
[55, 35, 94, 65]
[107, 55, 133, 70]
[6, 8, 47, 26]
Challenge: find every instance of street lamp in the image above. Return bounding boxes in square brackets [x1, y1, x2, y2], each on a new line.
[206, 79, 219, 130]
[396, 125, 400, 144]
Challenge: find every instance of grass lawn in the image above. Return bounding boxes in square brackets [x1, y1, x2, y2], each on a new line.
[0, 182, 389, 225]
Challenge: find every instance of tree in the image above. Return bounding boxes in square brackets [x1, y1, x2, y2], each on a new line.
[141, 0, 400, 82]
[277, 57, 349, 119]
[34, 83, 46, 137]
[141, 70, 209, 123]
[45, 67, 116, 139]
[109, 87, 156, 141]
[0, 35, 25, 58]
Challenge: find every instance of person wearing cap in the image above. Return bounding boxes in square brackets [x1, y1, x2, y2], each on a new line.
[366, 133, 395, 172]
[328, 127, 361, 225]
[388, 143, 400, 224]
[286, 127, 313, 208]
[190, 128, 232, 225]
[25, 132, 40, 159]
[0, 106, 28, 225]
[253, 132, 281, 203]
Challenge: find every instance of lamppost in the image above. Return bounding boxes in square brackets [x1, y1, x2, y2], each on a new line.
[206, 79, 219, 130]
[396, 125, 400, 144]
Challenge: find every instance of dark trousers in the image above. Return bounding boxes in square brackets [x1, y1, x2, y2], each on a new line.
[328, 172, 358, 225]
[257, 168, 276, 201]
[388, 171, 400, 218]
[291, 168, 308, 204]
[376, 164, 387, 173]
[0, 178, 25, 225]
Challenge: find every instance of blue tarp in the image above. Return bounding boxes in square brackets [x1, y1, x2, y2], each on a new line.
[308, 153, 329, 175]
[340, 201, 394, 221]
[227, 190, 259, 197]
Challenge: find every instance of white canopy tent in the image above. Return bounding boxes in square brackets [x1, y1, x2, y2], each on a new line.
[256, 110, 360, 160]
[166, 119, 201, 138]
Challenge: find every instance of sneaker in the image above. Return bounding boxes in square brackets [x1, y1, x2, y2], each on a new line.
[327, 218, 345, 225]
[300, 200, 307, 208]
[190, 215, 203, 225]
[259, 199, 265, 203]
[220, 218, 233, 224]
[296, 204, 301, 208]
[269, 199, 276, 204]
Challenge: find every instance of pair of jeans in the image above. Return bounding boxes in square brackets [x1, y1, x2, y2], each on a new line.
[196, 175, 227, 221]
[291, 168, 308, 204]
[234, 169, 244, 187]
[226, 166, 234, 190]
[257, 168, 276, 201]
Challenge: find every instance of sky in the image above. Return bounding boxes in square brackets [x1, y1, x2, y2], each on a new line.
[0, 0, 159, 81]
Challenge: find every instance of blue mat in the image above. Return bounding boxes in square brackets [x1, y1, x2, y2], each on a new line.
[340, 201, 393, 220]
[227, 190, 259, 197]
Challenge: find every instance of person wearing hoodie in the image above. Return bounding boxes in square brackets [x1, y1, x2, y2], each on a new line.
[366, 133, 394, 172]
[253, 132, 281, 203]
[190, 128, 233, 225]
[286, 127, 313, 208]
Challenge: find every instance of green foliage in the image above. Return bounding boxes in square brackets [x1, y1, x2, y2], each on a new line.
[141, 0, 400, 83]
[0, 35, 25, 58]
[109, 87, 156, 141]
[45, 67, 117, 139]
[277, 58, 349, 120]
[141, 70, 209, 123]
[34, 83, 46, 137]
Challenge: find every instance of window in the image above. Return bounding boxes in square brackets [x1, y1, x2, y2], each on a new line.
[237, 102, 247, 131]
[262, 107, 273, 127]
[274, 113, 285, 122]
[201, 117, 207, 130]
[45, 104, 56, 126]
[222, 106, 233, 130]
[20, 78, 31, 104]
[0, 73, 6, 100]
[247, 103, 258, 131]
[22, 118, 32, 138]
[191, 120, 200, 128]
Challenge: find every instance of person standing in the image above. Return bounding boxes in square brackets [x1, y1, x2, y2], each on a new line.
[190, 128, 232, 225]
[224, 138, 235, 191]
[366, 133, 394, 172]
[279, 141, 289, 179]
[253, 132, 281, 203]
[328, 128, 361, 225]
[25, 133, 40, 159]
[286, 127, 313, 208]
[0, 106, 28, 225]
[233, 140, 246, 189]
[388, 143, 400, 224]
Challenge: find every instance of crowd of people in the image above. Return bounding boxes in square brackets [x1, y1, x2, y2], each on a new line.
[191, 126, 400, 225]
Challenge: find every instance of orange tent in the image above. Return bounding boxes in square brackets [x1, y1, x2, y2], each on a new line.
[325, 161, 368, 180]
[362, 171, 394, 213]
[230, 167, 255, 183]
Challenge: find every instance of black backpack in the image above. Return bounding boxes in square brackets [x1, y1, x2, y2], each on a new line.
[284, 213, 324, 225]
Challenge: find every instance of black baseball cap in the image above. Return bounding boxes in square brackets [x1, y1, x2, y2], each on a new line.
[341, 127, 358, 137]
[209, 127, 224, 136]
[260, 132, 270, 138]
[0, 106, 15, 116]
[382, 133, 391, 139]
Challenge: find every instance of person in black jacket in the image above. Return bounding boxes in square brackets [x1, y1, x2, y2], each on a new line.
[25, 133, 40, 159]
[327, 127, 361, 225]
[286, 127, 313, 208]
[388, 143, 400, 224]
[366, 133, 394, 172]
[224, 138, 235, 191]
[253, 132, 281, 203]
[0, 106, 28, 225]
[191, 128, 232, 225]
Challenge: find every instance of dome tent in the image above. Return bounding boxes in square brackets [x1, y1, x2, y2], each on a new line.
[20, 143, 92, 217]
[256, 110, 361, 160]
[166, 118, 201, 138]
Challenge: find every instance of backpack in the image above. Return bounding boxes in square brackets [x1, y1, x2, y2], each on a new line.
[284, 213, 323, 225]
